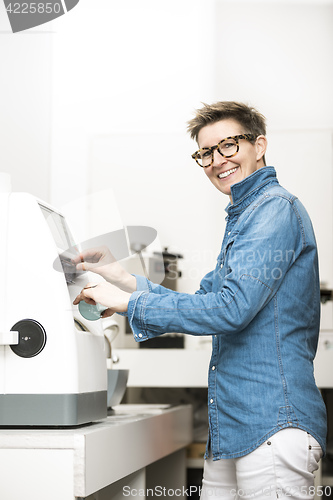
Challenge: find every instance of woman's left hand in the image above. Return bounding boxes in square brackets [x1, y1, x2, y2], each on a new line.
[73, 281, 131, 317]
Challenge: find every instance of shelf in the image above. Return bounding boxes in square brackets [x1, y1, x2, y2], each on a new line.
[0, 404, 193, 498]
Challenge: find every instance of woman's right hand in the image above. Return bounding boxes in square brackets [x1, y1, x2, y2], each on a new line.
[72, 246, 137, 293]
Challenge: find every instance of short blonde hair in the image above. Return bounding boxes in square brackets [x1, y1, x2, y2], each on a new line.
[187, 101, 266, 143]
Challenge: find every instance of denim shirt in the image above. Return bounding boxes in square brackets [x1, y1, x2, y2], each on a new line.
[127, 166, 327, 459]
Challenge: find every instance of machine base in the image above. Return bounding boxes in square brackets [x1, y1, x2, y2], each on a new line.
[0, 391, 107, 426]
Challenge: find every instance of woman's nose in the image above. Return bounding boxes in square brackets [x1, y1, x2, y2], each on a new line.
[212, 149, 227, 167]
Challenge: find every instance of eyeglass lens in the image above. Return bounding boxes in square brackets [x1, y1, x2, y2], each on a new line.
[197, 138, 238, 167]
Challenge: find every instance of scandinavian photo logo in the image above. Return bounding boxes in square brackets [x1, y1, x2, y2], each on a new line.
[3, 0, 80, 33]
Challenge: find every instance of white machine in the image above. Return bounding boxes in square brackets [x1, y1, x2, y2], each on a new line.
[0, 174, 107, 426]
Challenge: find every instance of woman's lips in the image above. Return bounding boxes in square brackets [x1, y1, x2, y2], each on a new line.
[218, 167, 239, 179]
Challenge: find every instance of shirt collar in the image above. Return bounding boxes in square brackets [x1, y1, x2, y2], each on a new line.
[226, 166, 278, 214]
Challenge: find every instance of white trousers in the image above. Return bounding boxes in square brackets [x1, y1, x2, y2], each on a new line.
[200, 429, 323, 500]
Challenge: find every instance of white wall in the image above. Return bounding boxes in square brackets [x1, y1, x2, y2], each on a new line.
[50, 0, 221, 295]
[0, 5, 52, 200]
[215, 0, 333, 131]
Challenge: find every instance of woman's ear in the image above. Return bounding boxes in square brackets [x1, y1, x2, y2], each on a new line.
[256, 135, 267, 163]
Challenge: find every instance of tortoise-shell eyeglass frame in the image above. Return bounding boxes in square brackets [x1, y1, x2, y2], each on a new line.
[191, 134, 257, 168]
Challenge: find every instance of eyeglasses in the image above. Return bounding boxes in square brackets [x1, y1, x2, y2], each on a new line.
[191, 134, 256, 168]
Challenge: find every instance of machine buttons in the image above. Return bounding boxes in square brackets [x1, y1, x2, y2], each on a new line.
[10, 319, 47, 358]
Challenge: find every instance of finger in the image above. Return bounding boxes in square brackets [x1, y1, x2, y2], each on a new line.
[72, 252, 88, 265]
[73, 286, 97, 305]
[73, 293, 84, 305]
[100, 309, 114, 319]
[73, 250, 98, 269]
[73, 254, 86, 271]
[71, 253, 83, 264]
[77, 261, 86, 271]
[73, 294, 96, 305]
[80, 249, 103, 263]
[83, 284, 98, 290]
[73, 292, 87, 305]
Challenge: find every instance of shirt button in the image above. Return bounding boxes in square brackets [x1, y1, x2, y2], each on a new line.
[138, 333, 143, 338]
[212, 366, 216, 371]
[210, 399, 214, 404]
[228, 231, 231, 235]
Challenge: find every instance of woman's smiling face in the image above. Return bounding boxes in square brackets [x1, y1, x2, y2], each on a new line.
[197, 118, 267, 202]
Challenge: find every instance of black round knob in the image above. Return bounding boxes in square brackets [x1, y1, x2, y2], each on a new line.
[10, 319, 47, 358]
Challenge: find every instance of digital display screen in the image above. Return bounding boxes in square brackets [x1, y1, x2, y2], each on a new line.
[39, 204, 80, 282]
[39, 204, 75, 251]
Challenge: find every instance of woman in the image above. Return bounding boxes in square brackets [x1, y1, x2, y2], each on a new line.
[73, 101, 327, 499]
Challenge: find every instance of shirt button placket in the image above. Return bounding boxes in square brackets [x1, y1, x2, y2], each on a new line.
[209, 366, 217, 405]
